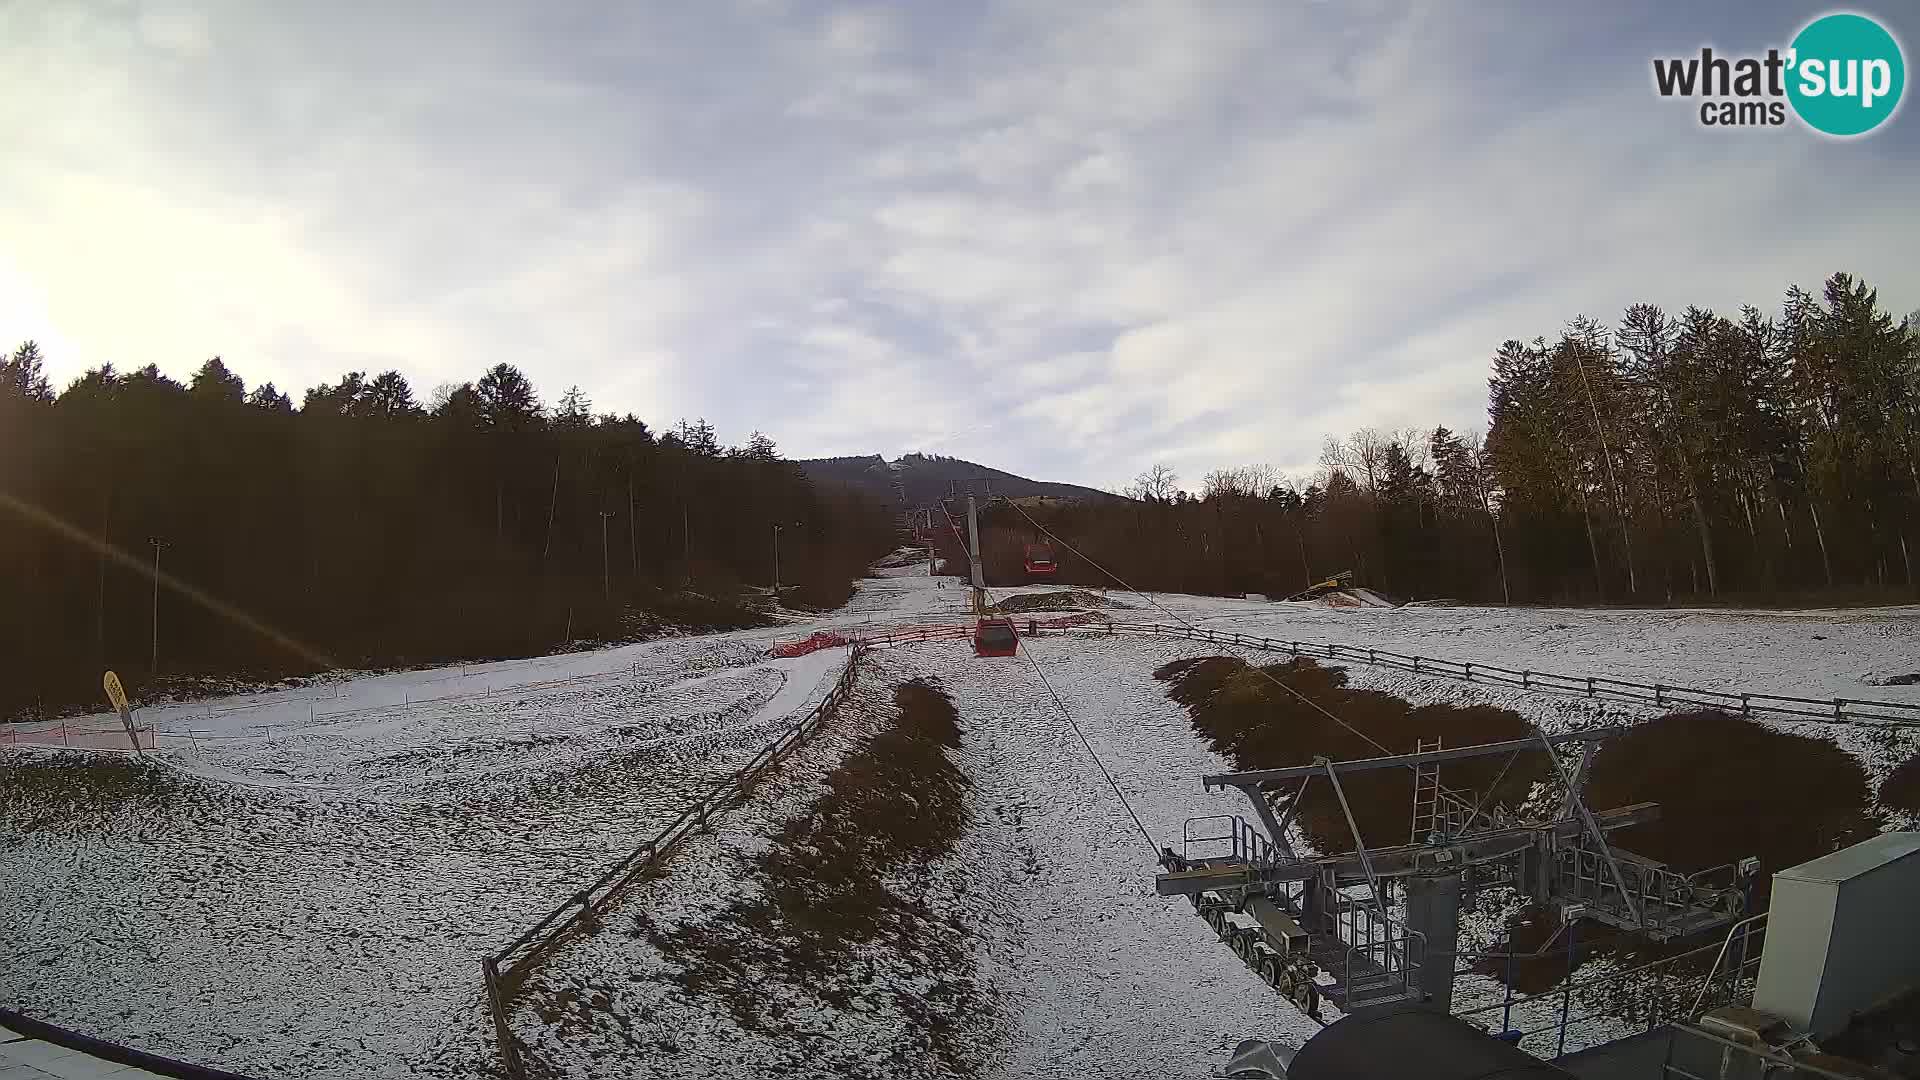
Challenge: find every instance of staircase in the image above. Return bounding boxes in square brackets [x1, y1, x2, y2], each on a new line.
[1299, 872, 1423, 1010]
[1167, 816, 1423, 1014]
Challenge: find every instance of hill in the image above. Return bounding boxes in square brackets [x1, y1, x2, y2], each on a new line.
[797, 453, 1119, 510]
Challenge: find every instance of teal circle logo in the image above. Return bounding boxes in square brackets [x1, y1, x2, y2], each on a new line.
[1787, 13, 1905, 136]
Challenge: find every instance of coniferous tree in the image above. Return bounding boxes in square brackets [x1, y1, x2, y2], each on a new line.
[0, 350, 894, 719]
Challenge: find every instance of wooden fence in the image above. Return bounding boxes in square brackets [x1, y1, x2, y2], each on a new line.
[480, 643, 867, 1078]
[1087, 622, 1920, 730]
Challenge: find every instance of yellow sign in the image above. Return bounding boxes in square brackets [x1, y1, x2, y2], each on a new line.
[103, 670, 129, 716]
[103, 670, 142, 753]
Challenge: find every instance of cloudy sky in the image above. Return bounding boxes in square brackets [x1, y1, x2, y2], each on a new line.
[3, 1, 1915, 490]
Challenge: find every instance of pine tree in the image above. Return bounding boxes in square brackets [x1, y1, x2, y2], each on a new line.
[190, 356, 246, 403]
[743, 431, 778, 461]
[364, 371, 421, 417]
[248, 383, 293, 411]
[304, 371, 369, 415]
[475, 364, 542, 430]
[555, 385, 593, 429]
[1, 341, 53, 403]
[673, 417, 721, 456]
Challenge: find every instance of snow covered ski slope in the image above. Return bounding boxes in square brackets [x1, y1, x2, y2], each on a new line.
[3, 561, 1917, 1078]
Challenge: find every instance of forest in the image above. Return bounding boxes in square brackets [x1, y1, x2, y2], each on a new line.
[0, 355, 895, 718]
[4, 271, 1915, 717]
[966, 273, 1920, 606]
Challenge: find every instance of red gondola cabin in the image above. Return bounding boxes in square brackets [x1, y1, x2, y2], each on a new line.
[973, 617, 1019, 657]
[1023, 543, 1056, 576]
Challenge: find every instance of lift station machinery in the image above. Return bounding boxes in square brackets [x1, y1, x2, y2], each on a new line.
[1156, 728, 1756, 1021]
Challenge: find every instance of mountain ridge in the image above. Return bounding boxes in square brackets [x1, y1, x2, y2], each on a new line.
[798, 452, 1118, 509]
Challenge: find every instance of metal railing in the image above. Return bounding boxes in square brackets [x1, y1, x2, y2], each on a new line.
[1041, 622, 1920, 730]
[479, 642, 868, 1079]
[1661, 1020, 1852, 1080]
[1318, 877, 1425, 1007]
[1452, 918, 1767, 1060]
[1553, 845, 1745, 934]
[1182, 813, 1280, 867]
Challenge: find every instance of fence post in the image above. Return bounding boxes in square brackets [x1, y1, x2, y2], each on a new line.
[482, 956, 528, 1080]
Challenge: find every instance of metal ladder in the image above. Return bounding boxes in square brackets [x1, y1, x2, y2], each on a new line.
[1411, 737, 1443, 843]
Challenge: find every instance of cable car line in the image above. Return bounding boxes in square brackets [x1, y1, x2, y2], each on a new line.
[933, 496, 1158, 855]
[980, 580, 1161, 858]
[1002, 500, 1398, 760]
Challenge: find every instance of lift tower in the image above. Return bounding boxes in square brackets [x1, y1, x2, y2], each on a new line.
[966, 494, 987, 614]
[1156, 729, 1756, 1018]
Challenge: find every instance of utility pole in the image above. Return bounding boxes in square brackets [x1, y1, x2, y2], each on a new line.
[773, 521, 802, 592]
[148, 537, 167, 675]
[599, 510, 616, 598]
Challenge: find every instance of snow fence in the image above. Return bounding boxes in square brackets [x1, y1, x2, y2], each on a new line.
[1, 719, 155, 752]
[1081, 622, 1920, 730]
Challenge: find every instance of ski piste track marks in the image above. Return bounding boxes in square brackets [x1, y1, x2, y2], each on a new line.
[0, 643, 849, 1080]
[4, 562, 1919, 1078]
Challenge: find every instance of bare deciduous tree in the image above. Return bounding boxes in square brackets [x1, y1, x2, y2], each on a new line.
[1125, 462, 1180, 501]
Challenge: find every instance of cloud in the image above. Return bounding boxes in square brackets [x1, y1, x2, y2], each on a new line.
[1, 0, 1915, 491]
[136, 5, 214, 58]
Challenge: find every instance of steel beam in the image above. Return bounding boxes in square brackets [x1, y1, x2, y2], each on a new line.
[1154, 803, 1659, 896]
[1201, 727, 1626, 789]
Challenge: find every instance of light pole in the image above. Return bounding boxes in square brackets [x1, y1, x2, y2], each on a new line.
[599, 510, 617, 599]
[772, 521, 803, 593]
[148, 536, 167, 674]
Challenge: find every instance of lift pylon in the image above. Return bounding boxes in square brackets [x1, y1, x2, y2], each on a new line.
[1158, 728, 1756, 1020]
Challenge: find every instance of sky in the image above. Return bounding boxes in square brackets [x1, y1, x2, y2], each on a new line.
[3, 1, 1916, 492]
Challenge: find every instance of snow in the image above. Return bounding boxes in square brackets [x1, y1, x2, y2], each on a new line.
[507, 636, 1321, 1079]
[0, 638, 853, 1080]
[938, 587, 1920, 707]
[6, 563, 1920, 1078]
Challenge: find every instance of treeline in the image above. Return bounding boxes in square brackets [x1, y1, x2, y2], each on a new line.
[973, 273, 1920, 605]
[0, 354, 895, 717]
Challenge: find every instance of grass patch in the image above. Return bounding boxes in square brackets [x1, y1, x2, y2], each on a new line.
[1155, 655, 1544, 852]
[996, 590, 1126, 613]
[0, 754, 187, 833]
[1881, 753, 1920, 813]
[1584, 710, 1877, 886]
[637, 679, 990, 1076]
